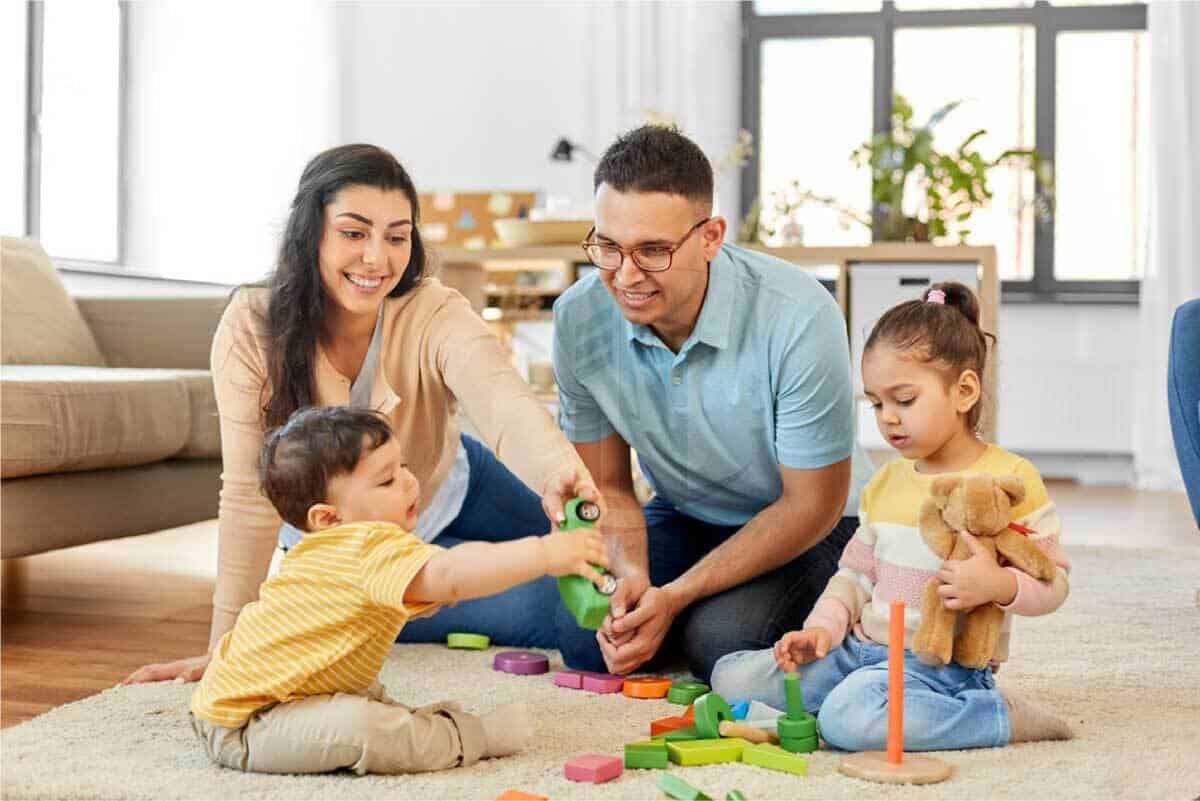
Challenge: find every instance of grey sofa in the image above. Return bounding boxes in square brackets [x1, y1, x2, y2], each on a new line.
[1, 237, 225, 558]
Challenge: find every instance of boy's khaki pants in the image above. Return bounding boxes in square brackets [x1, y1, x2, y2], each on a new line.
[190, 683, 486, 775]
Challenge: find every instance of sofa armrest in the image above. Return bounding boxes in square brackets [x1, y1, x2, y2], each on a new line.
[76, 295, 228, 370]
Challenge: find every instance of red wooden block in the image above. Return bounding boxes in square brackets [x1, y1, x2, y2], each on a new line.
[650, 715, 691, 736]
[683, 704, 695, 722]
[581, 671, 625, 694]
[554, 669, 586, 689]
[564, 753, 624, 784]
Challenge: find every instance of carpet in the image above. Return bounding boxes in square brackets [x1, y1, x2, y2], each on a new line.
[3, 545, 1199, 800]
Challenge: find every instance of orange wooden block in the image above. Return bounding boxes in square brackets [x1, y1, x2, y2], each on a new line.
[683, 704, 695, 722]
[623, 676, 673, 699]
[495, 791, 547, 801]
[650, 715, 691, 736]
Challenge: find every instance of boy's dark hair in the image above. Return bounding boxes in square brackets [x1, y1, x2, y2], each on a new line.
[259, 406, 393, 530]
[593, 125, 713, 206]
[864, 281, 997, 432]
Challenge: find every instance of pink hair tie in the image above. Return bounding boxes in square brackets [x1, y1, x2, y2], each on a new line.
[926, 289, 946, 305]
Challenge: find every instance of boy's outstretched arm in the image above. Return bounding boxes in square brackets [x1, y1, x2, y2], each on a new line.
[404, 528, 610, 605]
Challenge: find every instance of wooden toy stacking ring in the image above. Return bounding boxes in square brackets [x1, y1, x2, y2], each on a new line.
[492, 650, 550, 675]
[693, 692, 734, 738]
[622, 676, 672, 699]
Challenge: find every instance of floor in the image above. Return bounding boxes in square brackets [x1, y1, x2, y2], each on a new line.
[2, 481, 1195, 729]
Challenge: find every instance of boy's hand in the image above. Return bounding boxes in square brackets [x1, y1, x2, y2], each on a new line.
[774, 628, 832, 672]
[936, 532, 1018, 609]
[540, 528, 611, 588]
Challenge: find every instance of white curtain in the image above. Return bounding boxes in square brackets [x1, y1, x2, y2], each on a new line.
[1134, 1, 1200, 490]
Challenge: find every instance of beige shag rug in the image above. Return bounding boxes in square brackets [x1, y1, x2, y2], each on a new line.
[4, 545, 1200, 801]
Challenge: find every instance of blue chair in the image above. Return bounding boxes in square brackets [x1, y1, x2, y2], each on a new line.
[1168, 297, 1200, 527]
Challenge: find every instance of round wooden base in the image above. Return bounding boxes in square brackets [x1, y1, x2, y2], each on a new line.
[838, 751, 953, 785]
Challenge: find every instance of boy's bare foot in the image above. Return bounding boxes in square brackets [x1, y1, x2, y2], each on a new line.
[1002, 688, 1074, 743]
[480, 703, 534, 758]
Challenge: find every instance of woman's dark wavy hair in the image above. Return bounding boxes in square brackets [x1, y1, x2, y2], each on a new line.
[864, 281, 996, 432]
[259, 144, 427, 429]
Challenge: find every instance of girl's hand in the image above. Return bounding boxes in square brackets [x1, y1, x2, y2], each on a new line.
[121, 653, 210, 685]
[774, 628, 832, 672]
[936, 532, 1018, 610]
[540, 528, 611, 587]
[540, 467, 604, 527]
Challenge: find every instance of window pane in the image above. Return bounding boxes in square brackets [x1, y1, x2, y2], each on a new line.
[895, 26, 1036, 280]
[1049, 1, 1138, 5]
[753, 1, 881, 14]
[39, 2, 119, 261]
[759, 37, 873, 246]
[1054, 31, 1148, 281]
[896, 1, 1032, 9]
[1, 3, 26, 236]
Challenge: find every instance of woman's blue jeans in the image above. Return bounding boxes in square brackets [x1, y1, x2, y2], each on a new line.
[711, 634, 1009, 752]
[1169, 298, 1200, 526]
[397, 434, 559, 648]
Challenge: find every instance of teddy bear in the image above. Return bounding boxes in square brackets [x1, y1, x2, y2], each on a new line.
[911, 472, 1058, 669]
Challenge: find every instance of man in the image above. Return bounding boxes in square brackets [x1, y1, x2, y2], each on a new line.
[552, 125, 874, 682]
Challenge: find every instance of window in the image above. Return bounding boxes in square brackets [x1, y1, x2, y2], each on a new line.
[20, 1, 122, 263]
[742, 0, 1148, 302]
[1, 3, 28, 236]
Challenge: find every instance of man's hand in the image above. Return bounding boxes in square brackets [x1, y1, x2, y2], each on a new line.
[599, 570, 649, 648]
[774, 628, 832, 672]
[936, 532, 1017, 610]
[597, 583, 682, 675]
[541, 466, 603, 526]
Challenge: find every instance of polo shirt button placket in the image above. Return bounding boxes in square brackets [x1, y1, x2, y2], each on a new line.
[671, 369, 682, 386]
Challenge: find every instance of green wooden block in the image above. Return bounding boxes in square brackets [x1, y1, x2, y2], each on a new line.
[657, 772, 712, 801]
[446, 632, 489, 650]
[741, 742, 808, 776]
[776, 714, 817, 739]
[556, 498, 610, 630]
[651, 725, 702, 742]
[667, 680, 710, 705]
[666, 738, 746, 766]
[726, 792, 747, 801]
[624, 740, 668, 769]
[693, 692, 734, 739]
[778, 734, 819, 754]
[783, 672, 804, 719]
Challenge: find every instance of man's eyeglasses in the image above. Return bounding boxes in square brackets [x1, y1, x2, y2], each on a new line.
[581, 218, 711, 273]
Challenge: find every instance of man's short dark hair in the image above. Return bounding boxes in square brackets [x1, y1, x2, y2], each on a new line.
[593, 125, 713, 206]
[259, 406, 393, 530]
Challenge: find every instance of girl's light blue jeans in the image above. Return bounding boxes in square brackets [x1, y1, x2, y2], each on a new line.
[710, 634, 1010, 752]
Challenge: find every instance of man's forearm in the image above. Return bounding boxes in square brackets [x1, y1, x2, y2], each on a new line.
[666, 497, 842, 609]
[599, 487, 649, 577]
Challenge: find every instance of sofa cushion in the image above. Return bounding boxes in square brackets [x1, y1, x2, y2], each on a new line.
[0, 366, 221, 479]
[1, 237, 107, 367]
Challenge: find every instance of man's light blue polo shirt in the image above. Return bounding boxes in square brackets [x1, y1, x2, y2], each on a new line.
[553, 242, 872, 527]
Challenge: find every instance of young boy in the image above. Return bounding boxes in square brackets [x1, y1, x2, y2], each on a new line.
[190, 406, 609, 775]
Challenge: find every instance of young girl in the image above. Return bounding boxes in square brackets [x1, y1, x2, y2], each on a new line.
[710, 282, 1072, 751]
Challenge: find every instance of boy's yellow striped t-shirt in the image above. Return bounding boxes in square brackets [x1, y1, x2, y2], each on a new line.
[191, 521, 441, 728]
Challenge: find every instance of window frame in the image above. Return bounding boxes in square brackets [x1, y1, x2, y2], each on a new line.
[740, 0, 1148, 304]
[22, 0, 129, 271]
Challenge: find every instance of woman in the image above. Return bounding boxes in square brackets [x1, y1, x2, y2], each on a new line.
[126, 144, 598, 683]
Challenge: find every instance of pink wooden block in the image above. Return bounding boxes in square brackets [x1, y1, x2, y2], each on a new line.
[554, 670, 586, 689]
[581, 671, 625, 694]
[564, 754, 623, 784]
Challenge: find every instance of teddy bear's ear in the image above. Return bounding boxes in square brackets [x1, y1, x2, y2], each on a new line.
[996, 474, 1026, 506]
[930, 475, 961, 505]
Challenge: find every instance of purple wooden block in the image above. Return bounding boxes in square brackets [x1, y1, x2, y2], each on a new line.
[493, 650, 550, 675]
[581, 671, 625, 693]
[555, 669, 586, 689]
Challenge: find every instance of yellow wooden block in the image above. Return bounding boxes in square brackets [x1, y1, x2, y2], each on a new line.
[741, 742, 808, 776]
[666, 737, 747, 766]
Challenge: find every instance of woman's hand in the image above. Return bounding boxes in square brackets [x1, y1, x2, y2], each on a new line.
[121, 653, 210, 685]
[540, 466, 604, 527]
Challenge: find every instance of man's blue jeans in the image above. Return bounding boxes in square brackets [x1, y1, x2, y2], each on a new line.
[711, 634, 1009, 751]
[398, 435, 559, 647]
[555, 496, 857, 684]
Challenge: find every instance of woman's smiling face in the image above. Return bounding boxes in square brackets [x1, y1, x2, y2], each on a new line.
[317, 184, 413, 320]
